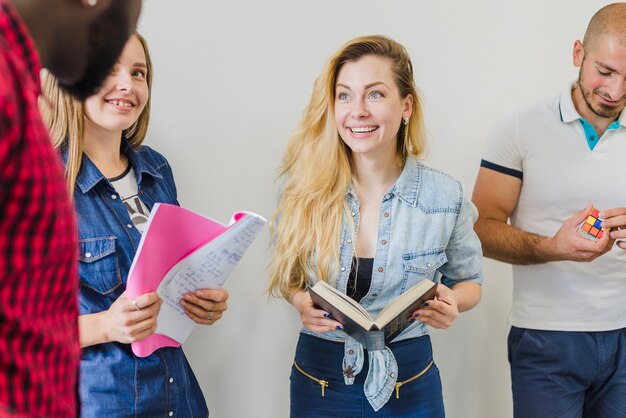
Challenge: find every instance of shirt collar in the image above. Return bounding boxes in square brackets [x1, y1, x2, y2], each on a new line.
[559, 84, 582, 123]
[346, 158, 423, 208]
[0, 0, 42, 96]
[391, 158, 423, 207]
[559, 82, 626, 128]
[65, 141, 163, 194]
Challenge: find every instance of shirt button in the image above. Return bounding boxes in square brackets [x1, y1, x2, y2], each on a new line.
[341, 266, 346, 272]
[111, 194, 117, 200]
[348, 350, 354, 355]
[168, 412, 173, 417]
[85, 252, 92, 258]
[169, 377, 174, 383]
[390, 372, 396, 378]
[426, 262, 432, 268]
[381, 240, 387, 245]
[378, 267, 383, 273]
[351, 212, 356, 217]
[127, 224, 133, 229]
[347, 238, 352, 243]
[384, 212, 389, 217]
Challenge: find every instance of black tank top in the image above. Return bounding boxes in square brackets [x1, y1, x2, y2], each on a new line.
[346, 257, 373, 302]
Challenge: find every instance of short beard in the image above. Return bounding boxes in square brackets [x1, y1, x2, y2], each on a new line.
[578, 74, 624, 120]
[58, 1, 131, 100]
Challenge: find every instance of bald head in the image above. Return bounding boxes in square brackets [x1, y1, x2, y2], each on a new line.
[583, 3, 626, 51]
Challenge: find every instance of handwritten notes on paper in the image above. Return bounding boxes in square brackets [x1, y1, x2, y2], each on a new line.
[155, 213, 266, 343]
[126, 203, 266, 356]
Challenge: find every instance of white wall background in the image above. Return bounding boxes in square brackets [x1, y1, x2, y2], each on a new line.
[137, 2, 608, 417]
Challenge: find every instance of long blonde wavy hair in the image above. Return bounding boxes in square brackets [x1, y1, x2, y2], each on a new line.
[39, 33, 153, 197]
[268, 35, 426, 298]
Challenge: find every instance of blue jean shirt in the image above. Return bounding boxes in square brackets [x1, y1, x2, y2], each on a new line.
[302, 157, 484, 411]
[65, 142, 208, 417]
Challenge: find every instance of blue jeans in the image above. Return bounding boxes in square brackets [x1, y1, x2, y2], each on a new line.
[290, 333, 445, 418]
[508, 326, 626, 418]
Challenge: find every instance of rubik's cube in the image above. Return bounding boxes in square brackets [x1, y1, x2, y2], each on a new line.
[579, 208, 608, 240]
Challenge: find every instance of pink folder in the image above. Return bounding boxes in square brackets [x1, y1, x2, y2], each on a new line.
[125, 203, 247, 357]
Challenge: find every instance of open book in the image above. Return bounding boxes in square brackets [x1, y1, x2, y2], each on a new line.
[126, 203, 266, 357]
[309, 279, 437, 347]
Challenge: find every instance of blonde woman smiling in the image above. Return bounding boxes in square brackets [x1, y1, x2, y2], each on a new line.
[269, 35, 483, 417]
[40, 34, 228, 417]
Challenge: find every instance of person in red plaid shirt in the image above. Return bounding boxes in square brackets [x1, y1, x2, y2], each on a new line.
[0, 0, 141, 416]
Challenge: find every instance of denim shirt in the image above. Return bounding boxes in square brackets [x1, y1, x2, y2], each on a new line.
[302, 157, 484, 411]
[65, 142, 208, 418]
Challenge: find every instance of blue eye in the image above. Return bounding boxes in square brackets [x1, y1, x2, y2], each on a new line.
[337, 92, 349, 101]
[369, 91, 383, 99]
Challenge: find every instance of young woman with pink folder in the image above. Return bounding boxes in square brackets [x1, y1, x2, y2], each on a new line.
[40, 33, 226, 417]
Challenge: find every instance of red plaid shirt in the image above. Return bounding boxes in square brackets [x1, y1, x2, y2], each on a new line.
[0, 2, 79, 417]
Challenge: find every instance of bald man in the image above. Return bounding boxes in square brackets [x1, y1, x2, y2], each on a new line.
[473, 3, 626, 417]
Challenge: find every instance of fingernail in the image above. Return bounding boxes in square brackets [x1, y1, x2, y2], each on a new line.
[423, 302, 430, 307]
[336, 325, 343, 330]
[323, 313, 333, 318]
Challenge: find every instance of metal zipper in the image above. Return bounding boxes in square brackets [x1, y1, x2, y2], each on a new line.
[394, 359, 434, 399]
[294, 358, 433, 399]
[293, 361, 329, 397]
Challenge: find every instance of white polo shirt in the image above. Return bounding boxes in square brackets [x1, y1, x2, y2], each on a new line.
[482, 85, 626, 331]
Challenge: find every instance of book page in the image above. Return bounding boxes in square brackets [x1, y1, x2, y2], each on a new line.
[155, 213, 266, 342]
[375, 279, 436, 327]
[323, 285, 371, 318]
[310, 281, 374, 330]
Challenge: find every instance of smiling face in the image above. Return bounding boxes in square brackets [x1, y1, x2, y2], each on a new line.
[84, 35, 149, 135]
[334, 55, 413, 162]
[573, 35, 626, 121]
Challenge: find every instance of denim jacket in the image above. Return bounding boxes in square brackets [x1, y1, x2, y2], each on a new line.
[302, 157, 484, 411]
[65, 142, 208, 417]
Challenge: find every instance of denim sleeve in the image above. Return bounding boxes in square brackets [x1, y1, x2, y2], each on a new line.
[440, 195, 484, 288]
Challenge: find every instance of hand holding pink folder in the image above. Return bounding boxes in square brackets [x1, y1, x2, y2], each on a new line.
[125, 203, 266, 357]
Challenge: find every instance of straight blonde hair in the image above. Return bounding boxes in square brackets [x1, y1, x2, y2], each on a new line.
[268, 35, 426, 298]
[39, 33, 153, 197]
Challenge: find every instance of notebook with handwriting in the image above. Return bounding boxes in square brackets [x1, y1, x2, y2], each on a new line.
[125, 203, 266, 357]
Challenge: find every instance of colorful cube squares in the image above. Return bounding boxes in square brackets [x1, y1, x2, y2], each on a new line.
[578, 207, 608, 240]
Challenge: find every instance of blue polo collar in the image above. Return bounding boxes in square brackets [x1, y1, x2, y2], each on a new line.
[559, 85, 625, 151]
